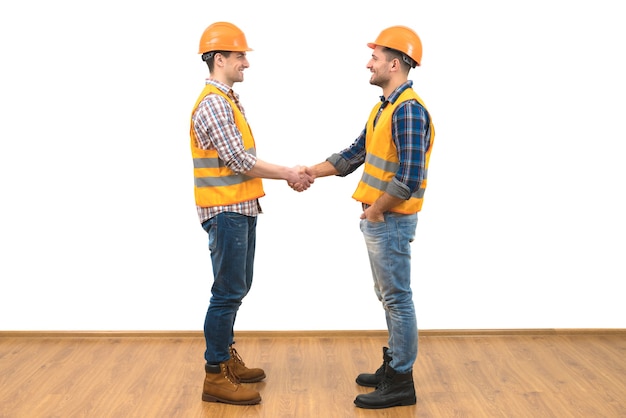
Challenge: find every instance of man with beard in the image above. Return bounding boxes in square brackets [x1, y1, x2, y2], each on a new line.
[299, 25, 435, 409]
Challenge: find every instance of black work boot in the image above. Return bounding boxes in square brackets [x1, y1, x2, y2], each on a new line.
[354, 364, 416, 409]
[355, 346, 391, 387]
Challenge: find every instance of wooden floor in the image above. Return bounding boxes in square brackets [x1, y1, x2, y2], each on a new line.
[1, 330, 625, 418]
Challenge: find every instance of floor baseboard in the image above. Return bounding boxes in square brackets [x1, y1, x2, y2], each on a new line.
[1, 328, 624, 338]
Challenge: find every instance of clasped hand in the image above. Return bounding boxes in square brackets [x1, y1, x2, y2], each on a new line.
[287, 166, 314, 192]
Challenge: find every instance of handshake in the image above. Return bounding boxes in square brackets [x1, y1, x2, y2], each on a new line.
[287, 165, 315, 192]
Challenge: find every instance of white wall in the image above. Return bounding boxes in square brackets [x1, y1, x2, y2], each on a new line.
[1, 0, 624, 331]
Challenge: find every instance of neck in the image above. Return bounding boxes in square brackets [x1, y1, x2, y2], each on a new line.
[381, 77, 406, 99]
[209, 74, 234, 88]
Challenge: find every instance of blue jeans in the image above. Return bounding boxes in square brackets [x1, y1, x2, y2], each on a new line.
[360, 211, 418, 374]
[201, 212, 257, 364]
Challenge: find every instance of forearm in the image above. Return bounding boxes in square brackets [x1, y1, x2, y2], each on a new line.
[246, 159, 290, 180]
[246, 159, 313, 189]
[370, 192, 404, 214]
[308, 161, 339, 179]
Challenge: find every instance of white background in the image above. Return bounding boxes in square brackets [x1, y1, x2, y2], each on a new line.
[1, 0, 624, 331]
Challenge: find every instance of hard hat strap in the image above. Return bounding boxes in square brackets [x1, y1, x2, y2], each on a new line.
[201, 52, 215, 62]
[402, 54, 417, 68]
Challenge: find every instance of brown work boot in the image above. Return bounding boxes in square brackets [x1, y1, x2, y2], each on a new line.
[228, 345, 266, 383]
[202, 362, 261, 405]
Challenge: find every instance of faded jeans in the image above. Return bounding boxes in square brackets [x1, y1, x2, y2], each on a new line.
[360, 211, 418, 374]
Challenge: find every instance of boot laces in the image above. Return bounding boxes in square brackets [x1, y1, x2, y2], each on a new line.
[222, 363, 241, 385]
[229, 346, 246, 366]
[376, 372, 394, 391]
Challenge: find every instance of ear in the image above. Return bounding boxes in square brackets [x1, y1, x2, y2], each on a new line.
[391, 58, 401, 72]
[214, 53, 224, 67]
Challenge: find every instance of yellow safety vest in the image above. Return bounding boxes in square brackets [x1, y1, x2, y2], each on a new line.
[352, 88, 435, 214]
[190, 85, 265, 207]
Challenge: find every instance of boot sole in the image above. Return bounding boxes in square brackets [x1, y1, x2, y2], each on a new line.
[354, 397, 416, 409]
[202, 393, 262, 405]
[239, 373, 266, 383]
[355, 377, 380, 387]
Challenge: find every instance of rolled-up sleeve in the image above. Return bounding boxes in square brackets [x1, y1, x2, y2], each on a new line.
[327, 127, 367, 177]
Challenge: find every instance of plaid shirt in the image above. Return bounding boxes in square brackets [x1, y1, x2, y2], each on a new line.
[333, 80, 430, 199]
[191, 79, 261, 223]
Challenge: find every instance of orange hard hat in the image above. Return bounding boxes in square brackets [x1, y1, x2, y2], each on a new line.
[367, 25, 422, 67]
[198, 22, 252, 54]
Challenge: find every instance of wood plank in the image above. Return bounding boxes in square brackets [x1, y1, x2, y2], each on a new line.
[1, 331, 624, 417]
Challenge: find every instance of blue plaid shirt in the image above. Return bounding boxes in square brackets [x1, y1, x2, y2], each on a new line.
[329, 80, 430, 200]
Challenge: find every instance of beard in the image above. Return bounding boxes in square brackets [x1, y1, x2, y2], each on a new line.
[369, 73, 386, 88]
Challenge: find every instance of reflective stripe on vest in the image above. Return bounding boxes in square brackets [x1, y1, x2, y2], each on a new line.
[193, 147, 257, 187]
[361, 153, 428, 199]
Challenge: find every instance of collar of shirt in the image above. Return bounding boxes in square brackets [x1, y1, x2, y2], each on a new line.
[378, 80, 414, 107]
[205, 78, 241, 103]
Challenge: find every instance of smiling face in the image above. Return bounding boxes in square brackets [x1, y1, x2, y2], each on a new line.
[366, 45, 393, 89]
[213, 51, 250, 87]
[366, 45, 411, 97]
